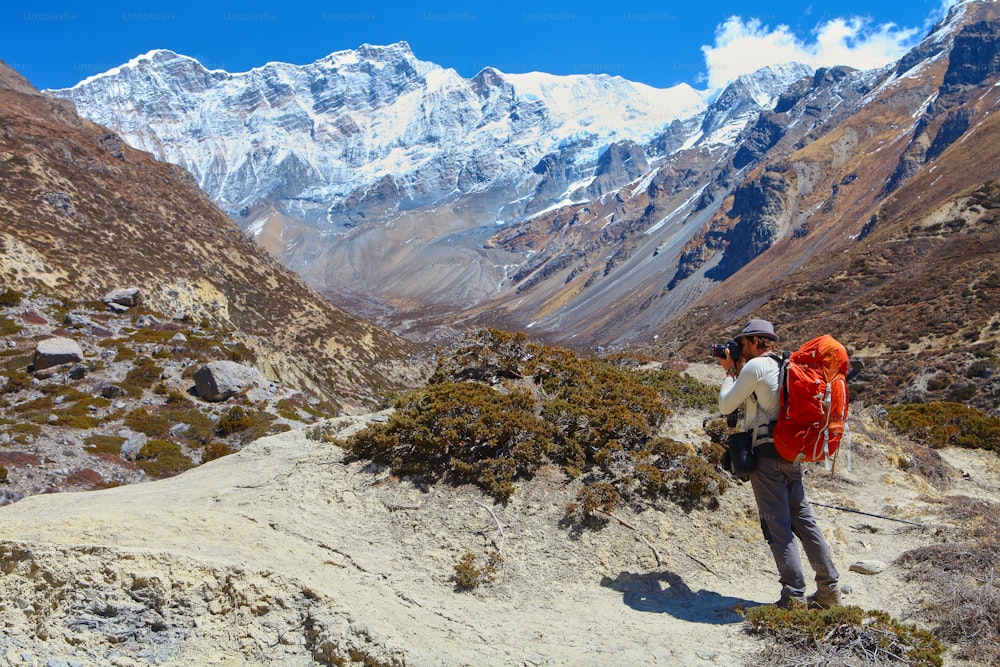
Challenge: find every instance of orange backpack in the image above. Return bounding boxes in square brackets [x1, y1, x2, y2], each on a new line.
[771, 335, 850, 466]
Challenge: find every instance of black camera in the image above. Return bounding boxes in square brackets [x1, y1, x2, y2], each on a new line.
[711, 339, 741, 360]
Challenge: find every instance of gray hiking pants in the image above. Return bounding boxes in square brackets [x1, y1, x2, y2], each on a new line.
[750, 454, 839, 600]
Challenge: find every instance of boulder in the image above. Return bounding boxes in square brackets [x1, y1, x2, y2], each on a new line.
[849, 560, 889, 575]
[193, 361, 261, 402]
[103, 287, 142, 310]
[118, 431, 147, 462]
[99, 384, 126, 400]
[32, 337, 84, 371]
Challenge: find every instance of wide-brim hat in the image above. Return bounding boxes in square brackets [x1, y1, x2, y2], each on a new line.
[735, 318, 779, 341]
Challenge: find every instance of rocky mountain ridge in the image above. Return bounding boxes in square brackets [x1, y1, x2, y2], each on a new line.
[0, 60, 427, 413]
[52, 43, 712, 228]
[49, 43, 809, 336]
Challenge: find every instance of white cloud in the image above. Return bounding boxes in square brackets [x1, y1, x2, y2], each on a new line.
[700, 13, 927, 91]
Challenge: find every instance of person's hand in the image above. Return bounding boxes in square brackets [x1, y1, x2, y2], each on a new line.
[718, 349, 736, 374]
[719, 350, 738, 377]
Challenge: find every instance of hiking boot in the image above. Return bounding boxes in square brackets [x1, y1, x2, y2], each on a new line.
[774, 593, 806, 609]
[807, 584, 841, 609]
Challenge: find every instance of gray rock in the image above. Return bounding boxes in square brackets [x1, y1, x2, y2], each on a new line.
[169, 423, 190, 437]
[67, 363, 87, 380]
[103, 287, 142, 309]
[119, 432, 147, 461]
[99, 384, 126, 399]
[193, 361, 262, 402]
[33, 337, 84, 371]
[849, 560, 888, 575]
[63, 311, 94, 328]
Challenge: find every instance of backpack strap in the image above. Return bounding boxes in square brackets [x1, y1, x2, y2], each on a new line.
[748, 352, 785, 447]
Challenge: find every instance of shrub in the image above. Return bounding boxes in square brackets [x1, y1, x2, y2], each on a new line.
[343, 328, 727, 507]
[165, 390, 192, 407]
[0, 318, 22, 336]
[276, 398, 301, 421]
[743, 604, 945, 666]
[887, 402, 999, 451]
[350, 382, 556, 501]
[0, 464, 6, 482]
[65, 468, 106, 489]
[0, 289, 25, 307]
[217, 406, 255, 436]
[565, 481, 622, 525]
[83, 434, 125, 456]
[137, 439, 194, 478]
[452, 550, 502, 591]
[172, 409, 215, 446]
[11, 395, 54, 415]
[53, 413, 100, 429]
[227, 342, 256, 364]
[122, 357, 162, 396]
[123, 408, 172, 438]
[895, 496, 1000, 664]
[114, 345, 138, 361]
[1, 372, 32, 394]
[202, 441, 233, 463]
[6, 422, 41, 442]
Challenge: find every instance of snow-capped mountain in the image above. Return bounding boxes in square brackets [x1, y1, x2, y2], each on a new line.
[51, 43, 713, 229]
[50, 43, 811, 337]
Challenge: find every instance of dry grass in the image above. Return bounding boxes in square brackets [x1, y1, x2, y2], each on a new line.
[893, 495, 1000, 664]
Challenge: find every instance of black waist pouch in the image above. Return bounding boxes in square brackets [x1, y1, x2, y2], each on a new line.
[721, 431, 756, 481]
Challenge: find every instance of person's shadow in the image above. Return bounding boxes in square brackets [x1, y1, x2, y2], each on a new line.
[600, 570, 764, 625]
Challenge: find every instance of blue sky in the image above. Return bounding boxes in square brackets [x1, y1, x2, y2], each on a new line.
[3, 1, 958, 92]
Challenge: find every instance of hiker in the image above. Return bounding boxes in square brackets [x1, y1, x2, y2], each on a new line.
[717, 319, 840, 609]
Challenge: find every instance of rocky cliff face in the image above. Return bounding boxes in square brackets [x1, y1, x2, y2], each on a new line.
[650, 0, 1000, 414]
[51, 44, 708, 229]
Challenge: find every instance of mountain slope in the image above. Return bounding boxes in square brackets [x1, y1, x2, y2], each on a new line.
[0, 60, 425, 410]
[641, 0, 1000, 410]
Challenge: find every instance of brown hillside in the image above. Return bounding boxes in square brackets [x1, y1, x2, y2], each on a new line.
[0, 63, 427, 410]
[645, 6, 1000, 413]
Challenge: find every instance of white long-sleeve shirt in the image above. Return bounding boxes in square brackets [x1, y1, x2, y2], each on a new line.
[719, 355, 780, 433]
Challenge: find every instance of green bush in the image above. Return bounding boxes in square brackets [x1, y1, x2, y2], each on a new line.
[83, 434, 125, 456]
[343, 328, 727, 507]
[137, 438, 194, 478]
[217, 406, 255, 436]
[743, 605, 945, 666]
[172, 409, 215, 446]
[276, 398, 301, 421]
[0, 318, 22, 336]
[202, 441, 234, 463]
[1, 372, 32, 394]
[121, 357, 162, 396]
[0, 289, 25, 307]
[350, 382, 556, 501]
[887, 402, 999, 451]
[123, 408, 172, 438]
[451, 550, 502, 591]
